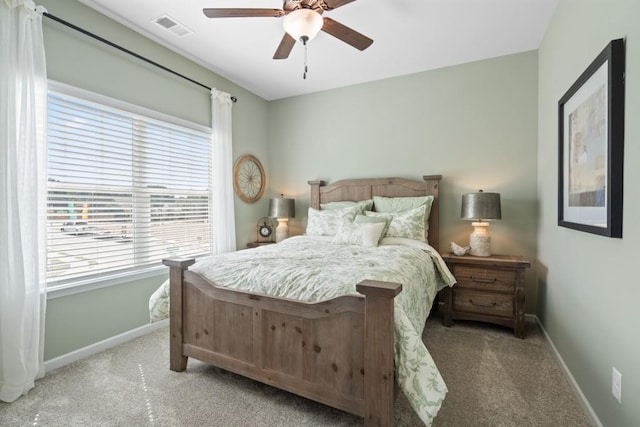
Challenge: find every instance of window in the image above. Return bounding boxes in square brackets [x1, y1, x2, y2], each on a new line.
[47, 84, 212, 287]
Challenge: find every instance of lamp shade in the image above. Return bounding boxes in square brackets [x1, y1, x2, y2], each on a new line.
[461, 191, 501, 221]
[269, 196, 295, 219]
[282, 9, 323, 42]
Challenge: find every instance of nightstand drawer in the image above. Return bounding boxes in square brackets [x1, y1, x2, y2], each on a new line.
[453, 289, 513, 317]
[454, 266, 516, 293]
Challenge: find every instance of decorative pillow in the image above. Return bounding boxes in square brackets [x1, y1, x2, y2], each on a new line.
[365, 204, 427, 242]
[320, 199, 373, 214]
[372, 195, 433, 237]
[354, 214, 390, 242]
[306, 206, 358, 236]
[333, 221, 386, 247]
[373, 195, 433, 214]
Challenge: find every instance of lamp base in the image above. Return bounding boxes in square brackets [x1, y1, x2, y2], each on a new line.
[275, 218, 289, 243]
[469, 221, 491, 257]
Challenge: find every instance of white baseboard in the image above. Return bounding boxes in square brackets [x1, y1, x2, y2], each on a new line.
[44, 319, 169, 373]
[527, 314, 602, 427]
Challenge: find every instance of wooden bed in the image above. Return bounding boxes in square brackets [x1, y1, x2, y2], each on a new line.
[162, 175, 442, 426]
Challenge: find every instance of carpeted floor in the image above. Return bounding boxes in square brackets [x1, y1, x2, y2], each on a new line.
[0, 315, 592, 426]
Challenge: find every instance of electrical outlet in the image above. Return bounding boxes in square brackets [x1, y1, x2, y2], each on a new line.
[612, 367, 622, 403]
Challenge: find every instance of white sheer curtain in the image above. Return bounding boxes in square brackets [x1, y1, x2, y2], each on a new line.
[0, 0, 48, 402]
[210, 88, 237, 254]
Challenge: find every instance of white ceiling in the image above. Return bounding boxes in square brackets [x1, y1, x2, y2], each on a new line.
[78, 0, 559, 101]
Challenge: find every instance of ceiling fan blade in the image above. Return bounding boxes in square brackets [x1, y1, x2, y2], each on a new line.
[203, 8, 284, 18]
[322, 0, 357, 10]
[321, 17, 373, 51]
[273, 33, 296, 59]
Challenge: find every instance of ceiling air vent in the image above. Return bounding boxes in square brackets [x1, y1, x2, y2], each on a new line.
[153, 14, 192, 37]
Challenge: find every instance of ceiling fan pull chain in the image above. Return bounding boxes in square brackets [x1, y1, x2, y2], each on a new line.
[304, 45, 308, 79]
[302, 36, 309, 79]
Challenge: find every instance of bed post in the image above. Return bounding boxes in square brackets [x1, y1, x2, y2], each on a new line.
[162, 258, 195, 372]
[422, 174, 442, 252]
[356, 280, 402, 426]
[307, 180, 325, 209]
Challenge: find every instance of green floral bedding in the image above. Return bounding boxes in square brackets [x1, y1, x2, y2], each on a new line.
[149, 235, 455, 426]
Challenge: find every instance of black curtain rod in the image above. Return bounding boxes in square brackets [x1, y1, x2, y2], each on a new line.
[43, 12, 237, 103]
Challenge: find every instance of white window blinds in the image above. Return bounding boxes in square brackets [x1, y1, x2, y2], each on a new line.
[47, 88, 212, 286]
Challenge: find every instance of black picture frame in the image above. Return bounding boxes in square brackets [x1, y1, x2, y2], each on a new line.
[558, 38, 625, 237]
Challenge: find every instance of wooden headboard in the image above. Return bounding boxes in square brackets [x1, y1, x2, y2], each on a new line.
[308, 175, 442, 251]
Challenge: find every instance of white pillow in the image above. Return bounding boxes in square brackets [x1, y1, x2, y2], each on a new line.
[354, 214, 390, 243]
[333, 221, 386, 247]
[306, 206, 358, 236]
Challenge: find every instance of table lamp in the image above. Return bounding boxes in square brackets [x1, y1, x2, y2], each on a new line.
[461, 190, 501, 257]
[269, 194, 295, 243]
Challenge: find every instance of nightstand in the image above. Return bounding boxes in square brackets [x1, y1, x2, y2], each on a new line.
[441, 253, 530, 338]
[247, 241, 275, 249]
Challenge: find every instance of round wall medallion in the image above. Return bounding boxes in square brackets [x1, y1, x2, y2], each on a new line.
[233, 154, 266, 203]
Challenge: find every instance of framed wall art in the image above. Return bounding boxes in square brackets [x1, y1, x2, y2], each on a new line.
[558, 38, 625, 237]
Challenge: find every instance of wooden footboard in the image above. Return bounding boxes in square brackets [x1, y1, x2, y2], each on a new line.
[163, 258, 402, 426]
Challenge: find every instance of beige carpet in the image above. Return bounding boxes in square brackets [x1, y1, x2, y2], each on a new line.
[425, 316, 592, 427]
[0, 315, 592, 426]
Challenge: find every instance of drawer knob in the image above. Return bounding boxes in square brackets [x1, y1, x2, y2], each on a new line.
[470, 276, 497, 284]
[469, 299, 497, 308]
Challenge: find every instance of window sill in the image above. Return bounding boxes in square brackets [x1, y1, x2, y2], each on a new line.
[46, 265, 168, 299]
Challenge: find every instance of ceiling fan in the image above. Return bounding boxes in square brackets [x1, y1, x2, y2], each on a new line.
[203, 0, 373, 60]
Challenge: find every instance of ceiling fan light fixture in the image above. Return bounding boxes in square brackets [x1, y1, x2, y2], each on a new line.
[283, 9, 323, 42]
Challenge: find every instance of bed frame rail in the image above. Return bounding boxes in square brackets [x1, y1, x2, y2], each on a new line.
[163, 258, 401, 426]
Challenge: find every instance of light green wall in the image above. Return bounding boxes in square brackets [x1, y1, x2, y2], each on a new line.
[40, 0, 269, 360]
[268, 51, 539, 309]
[537, 0, 639, 425]
[45, 275, 163, 359]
